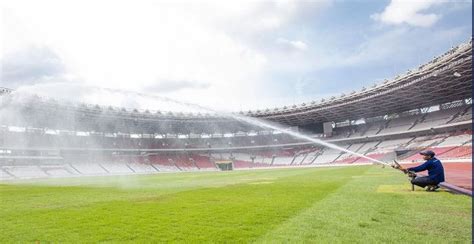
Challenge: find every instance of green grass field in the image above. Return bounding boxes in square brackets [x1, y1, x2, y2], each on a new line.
[0, 166, 471, 243]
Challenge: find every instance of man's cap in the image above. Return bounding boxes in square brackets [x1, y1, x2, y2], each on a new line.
[419, 150, 435, 157]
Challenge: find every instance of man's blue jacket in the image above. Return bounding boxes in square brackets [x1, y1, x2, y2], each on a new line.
[408, 157, 445, 183]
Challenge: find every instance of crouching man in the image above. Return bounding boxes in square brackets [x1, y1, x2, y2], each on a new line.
[404, 150, 445, 191]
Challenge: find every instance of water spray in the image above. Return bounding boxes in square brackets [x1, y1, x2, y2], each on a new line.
[12, 84, 392, 167]
[99, 87, 391, 166]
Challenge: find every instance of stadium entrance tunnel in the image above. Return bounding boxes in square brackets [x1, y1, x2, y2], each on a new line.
[216, 161, 233, 171]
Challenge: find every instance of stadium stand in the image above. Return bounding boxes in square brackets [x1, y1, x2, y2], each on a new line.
[439, 146, 472, 159]
[191, 154, 217, 169]
[379, 115, 421, 134]
[3, 165, 48, 179]
[411, 107, 464, 130]
[272, 156, 295, 165]
[99, 162, 134, 174]
[127, 160, 158, 173]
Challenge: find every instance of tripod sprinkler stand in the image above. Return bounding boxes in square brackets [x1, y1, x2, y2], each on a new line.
[392, 160, 417, 191]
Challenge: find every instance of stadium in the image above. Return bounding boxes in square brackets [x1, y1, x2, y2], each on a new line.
[0, 38, 472, 242]
[1, 1, 473, 242]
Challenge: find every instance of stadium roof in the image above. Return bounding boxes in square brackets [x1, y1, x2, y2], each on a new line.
[247, 39, 472, 125]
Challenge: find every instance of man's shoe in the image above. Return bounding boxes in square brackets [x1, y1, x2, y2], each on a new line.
[426, 185, 439, 192]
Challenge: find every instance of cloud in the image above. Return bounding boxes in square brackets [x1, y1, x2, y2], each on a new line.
[203, 0, 332, 32]
[371, 0, 442, 27]
[1, 46, 66, 87]
[0, 0, 334, 111]
[276, 38, 308, 51]
[0, 1, 265, 107]
[1, 0, 468, 112]
[316, 25, 467, 70]
[145, 79, 211, 93]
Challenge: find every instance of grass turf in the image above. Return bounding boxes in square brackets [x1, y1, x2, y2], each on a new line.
[0, 166, 471, 243]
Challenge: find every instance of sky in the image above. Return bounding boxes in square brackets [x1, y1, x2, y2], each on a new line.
[0, 0, 472, 112]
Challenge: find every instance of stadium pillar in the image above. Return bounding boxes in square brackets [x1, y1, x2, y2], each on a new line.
[323, 122, 333, 137]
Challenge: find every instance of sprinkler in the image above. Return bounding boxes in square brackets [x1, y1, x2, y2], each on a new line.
[391, 160, 417, 191]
